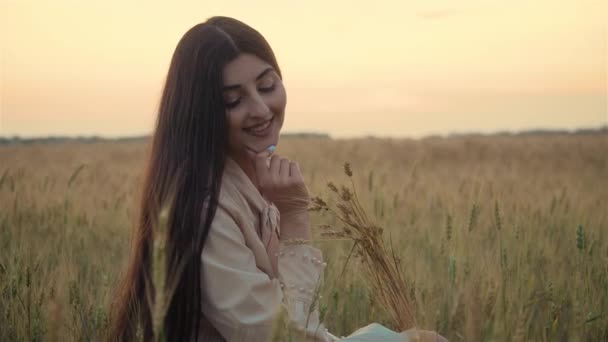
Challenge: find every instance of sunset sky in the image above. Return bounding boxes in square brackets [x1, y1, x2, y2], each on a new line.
[1, 0, 606, 138]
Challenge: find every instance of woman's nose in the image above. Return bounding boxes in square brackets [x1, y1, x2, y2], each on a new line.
[248, 92, 271, 117]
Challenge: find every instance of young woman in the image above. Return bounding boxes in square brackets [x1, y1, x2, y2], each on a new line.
[109, 16, 447, 342]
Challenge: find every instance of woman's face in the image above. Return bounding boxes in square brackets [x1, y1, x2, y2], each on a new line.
[222, 53, 286, 163]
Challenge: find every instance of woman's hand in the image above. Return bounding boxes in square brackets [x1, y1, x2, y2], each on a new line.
[248, 147, 311, 241]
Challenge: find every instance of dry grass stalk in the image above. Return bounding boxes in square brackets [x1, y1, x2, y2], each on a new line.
[309, 162, 417, 331]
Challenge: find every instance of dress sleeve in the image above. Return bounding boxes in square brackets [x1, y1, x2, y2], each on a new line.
[277, 242, 335, 340]
[200, 204, 334, 341]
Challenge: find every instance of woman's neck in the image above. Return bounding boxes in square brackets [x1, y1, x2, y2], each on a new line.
[229, 153, 261, 193]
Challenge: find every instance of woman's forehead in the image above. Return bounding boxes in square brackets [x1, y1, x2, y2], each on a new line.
[222, 53, 273, 87]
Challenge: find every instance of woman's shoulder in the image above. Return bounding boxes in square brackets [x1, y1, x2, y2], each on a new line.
[215, 170, 256, 226]
[221, 156, 268, 214]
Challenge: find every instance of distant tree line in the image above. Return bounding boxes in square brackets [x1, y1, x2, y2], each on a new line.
[0, 132, 332, 145]
[0, 126, 605, 145]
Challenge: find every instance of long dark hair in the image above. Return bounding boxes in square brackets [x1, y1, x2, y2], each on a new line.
[109, 16, 282, 341]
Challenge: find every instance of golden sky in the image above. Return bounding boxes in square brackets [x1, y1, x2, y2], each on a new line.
[1, 0, 606, 138]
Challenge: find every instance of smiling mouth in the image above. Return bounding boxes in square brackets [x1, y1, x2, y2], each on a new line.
[243, 116, 274, 135]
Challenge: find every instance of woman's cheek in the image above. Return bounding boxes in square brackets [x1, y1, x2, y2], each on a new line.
[225, 113, 243, 148]
[270, 88, 287, 116]
[227, 110, 243, 130]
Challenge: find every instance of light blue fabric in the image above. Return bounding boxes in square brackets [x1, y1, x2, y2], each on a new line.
[339, 323, 408, 342]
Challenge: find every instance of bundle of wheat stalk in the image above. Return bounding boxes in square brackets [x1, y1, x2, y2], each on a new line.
[309, 162, 417, 332]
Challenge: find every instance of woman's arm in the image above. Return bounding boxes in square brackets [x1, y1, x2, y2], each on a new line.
[277, 241, 329, 338]
[201, 204, 332, 341]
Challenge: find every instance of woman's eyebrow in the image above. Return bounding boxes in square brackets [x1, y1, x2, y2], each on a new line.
[222, 67, 274, 91]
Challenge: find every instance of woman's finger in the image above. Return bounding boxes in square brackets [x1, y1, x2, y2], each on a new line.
[279, 158, 290, 184]
[269, 154, 281, 180]
[290, 161, 302, 181]
[254, 149, 272, 185]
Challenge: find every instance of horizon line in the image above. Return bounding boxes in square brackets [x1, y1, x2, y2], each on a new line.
[1, 125, 606, 144]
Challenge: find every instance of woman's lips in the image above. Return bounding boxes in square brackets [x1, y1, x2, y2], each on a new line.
[243, 116, 274, 137]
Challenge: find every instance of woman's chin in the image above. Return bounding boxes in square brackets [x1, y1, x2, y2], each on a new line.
[243, 132, 279, 153]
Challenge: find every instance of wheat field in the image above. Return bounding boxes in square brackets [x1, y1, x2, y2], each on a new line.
[1, 134, 606, 341]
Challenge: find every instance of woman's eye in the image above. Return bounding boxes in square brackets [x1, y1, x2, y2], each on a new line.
[224, 82, 275, 109]
[259, 84, 275, 93]
[225, 98, 241, 109]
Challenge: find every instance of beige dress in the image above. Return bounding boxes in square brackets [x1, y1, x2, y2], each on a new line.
[199, 155, 411, 341]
